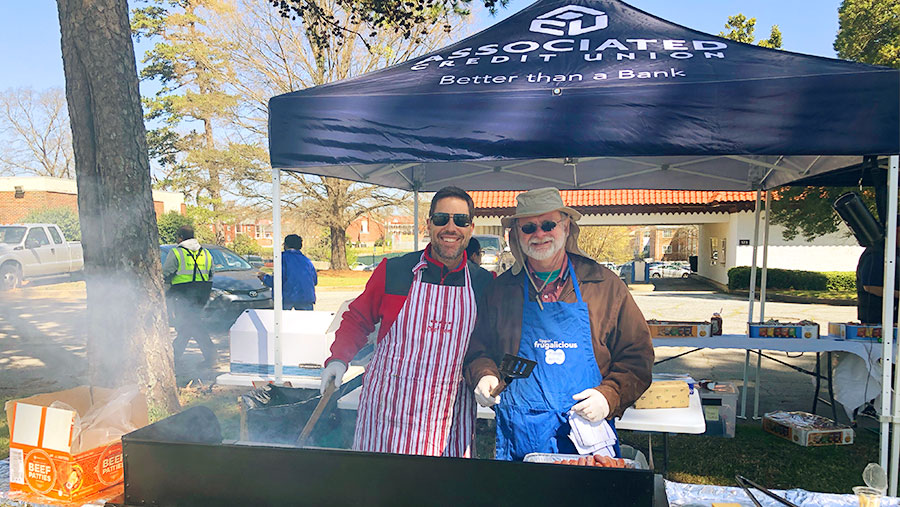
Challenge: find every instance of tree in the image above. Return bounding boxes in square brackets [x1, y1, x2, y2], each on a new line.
[23, 206, 81, 241]
[0, 87, 74, 178]
[56, 0, 179, 413]
[578, 226, 633, 264]
[207, 0, 460, 269]
[835, 0, 900, 68]
[719, 13, 783, 49]
[132, 0, 264, 244]
[269, 0, 496, 53]
[770, 1, 899, 240]
[157, 210, 194, 244]
[229, 234, 260, 256]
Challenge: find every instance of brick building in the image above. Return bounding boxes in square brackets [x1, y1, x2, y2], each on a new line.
[0, 176, 184, 224]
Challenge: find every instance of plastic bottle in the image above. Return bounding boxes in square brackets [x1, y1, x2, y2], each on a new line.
[711, 312, 723, 336]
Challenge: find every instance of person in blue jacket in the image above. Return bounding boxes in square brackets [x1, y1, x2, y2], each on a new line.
[258, 234, 318, 310]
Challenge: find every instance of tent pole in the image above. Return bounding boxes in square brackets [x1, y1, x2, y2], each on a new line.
[740, 189, 762, 419]
[754, 190, 771, 419]
[885, 154, 898, 494]
[414, 188, 420, 251]
[272, 168, 283, 385]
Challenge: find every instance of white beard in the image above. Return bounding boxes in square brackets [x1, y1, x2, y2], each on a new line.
[522, 233, 565, 261]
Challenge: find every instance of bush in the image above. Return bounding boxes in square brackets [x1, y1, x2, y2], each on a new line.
[229, 235, 260, 256]
[823, 271, 856, 291]
[23, 206, 81, 241]
[157, 211, 194, 244]
[727, 266, 854, 291]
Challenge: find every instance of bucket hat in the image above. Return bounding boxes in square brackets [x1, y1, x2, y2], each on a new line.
[502, 188, 591, 274]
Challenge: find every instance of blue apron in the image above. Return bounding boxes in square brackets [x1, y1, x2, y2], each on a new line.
[495, 260, 619, 461]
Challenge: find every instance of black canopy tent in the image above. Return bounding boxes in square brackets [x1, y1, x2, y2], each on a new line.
[266, 0, 900, 489]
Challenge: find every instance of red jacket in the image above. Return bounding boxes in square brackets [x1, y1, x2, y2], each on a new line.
[327, 245, 495, 365]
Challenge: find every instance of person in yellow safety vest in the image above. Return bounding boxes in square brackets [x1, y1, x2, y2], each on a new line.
[162, 225, 216, 368]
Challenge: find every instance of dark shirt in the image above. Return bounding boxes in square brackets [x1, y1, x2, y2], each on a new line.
[857, 245, 900, 324]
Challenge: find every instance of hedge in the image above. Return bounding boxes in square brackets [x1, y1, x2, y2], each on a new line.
[727, 266, 856, 291]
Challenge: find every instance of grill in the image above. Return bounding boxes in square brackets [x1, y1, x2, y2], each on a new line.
[119, 406, 664, 506]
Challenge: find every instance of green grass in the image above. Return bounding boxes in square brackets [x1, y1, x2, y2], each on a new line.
[0, 394, 10, 460]
[773, 288, 856, 301]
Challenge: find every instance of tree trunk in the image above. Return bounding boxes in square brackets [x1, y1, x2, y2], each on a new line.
[330, 226, 349, 270]
[57, 0, 180, 413]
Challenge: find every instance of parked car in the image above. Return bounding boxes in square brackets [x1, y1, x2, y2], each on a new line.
[598, 261, 619, 274]
[649, 264, 692, 278]
[472, 234, 514, 273]
[244, 254, 265, 268]
[350, 261, 374, 272]
[0, 223, 84, 290]
[160, 244, 273, 328]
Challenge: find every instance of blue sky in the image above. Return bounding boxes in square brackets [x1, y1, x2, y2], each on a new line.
[2, 0, 843, 91]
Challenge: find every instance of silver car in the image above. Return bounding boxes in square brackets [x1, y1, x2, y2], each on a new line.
[472, 234, 514, 274]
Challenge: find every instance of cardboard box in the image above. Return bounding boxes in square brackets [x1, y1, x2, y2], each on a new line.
[647, 320, 712, 338]
[827, 322, 893, 342]
[633, 380, 689, 409]
[762, 411, 853, 447]
[748, 322, 819, 339]
[5, 385, 148, 502]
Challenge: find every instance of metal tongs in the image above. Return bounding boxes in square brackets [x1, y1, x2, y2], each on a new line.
[735, 475, 800, 507]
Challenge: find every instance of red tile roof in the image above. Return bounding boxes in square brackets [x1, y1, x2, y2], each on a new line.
[470, 190, 756, 209]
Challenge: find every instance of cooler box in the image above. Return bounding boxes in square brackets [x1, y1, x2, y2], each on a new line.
[698, 382, 737, 438]
[229, 309, 339, 375]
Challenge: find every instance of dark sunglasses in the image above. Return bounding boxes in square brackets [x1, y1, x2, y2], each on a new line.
[431, 212, 472, 227]
[519, 218, 564, 235]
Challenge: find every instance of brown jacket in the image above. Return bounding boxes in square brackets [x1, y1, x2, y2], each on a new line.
[463, 254, 653, 419]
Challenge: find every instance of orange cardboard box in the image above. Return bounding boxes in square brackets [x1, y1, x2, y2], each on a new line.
[4, 385, 148, 502]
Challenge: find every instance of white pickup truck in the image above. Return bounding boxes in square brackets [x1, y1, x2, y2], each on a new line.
[0, 223, 84, 290]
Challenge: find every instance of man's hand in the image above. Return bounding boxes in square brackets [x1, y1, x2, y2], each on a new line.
[572, 388, 610, 422]
[257, 272, 266, 281]
[320, 361, 347, 394]
[474, 375, 501, 407]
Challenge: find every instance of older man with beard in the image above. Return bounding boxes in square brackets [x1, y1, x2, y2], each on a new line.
[321, 186, 493, 457]
[464, 187, 653, 461]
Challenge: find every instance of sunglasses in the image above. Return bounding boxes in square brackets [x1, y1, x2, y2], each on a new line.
[431, 212, 472, 227]
[519, 218, 564, 235]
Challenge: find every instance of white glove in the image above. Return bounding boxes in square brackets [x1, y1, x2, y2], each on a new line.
[474, 375, 501, 407]
[572, 388, 610, 423]
[320, 361, 347, 394]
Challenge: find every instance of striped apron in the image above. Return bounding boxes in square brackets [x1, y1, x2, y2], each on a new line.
[353, 254, 477, 457]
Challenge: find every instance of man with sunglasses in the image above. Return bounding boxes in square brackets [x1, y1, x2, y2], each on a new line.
[320, 186, 493, 457]
[464, 187, 653, 461]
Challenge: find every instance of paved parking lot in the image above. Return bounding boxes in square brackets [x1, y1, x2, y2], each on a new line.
[1, 279, 859, 420]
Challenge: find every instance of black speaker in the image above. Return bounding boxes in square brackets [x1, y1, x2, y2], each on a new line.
[834, 192, 884, 247]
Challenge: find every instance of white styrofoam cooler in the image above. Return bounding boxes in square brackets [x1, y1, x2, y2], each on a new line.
[229, 309, 339, 376]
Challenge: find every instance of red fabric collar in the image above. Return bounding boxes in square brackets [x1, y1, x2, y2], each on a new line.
[423, 243, 467, 273]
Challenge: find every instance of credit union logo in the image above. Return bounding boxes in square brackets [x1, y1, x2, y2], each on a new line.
[545, 348, 566, 365]
[530, 5, 608, 37]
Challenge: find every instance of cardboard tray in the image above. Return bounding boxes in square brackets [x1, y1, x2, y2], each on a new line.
[523, 453, 642, 469]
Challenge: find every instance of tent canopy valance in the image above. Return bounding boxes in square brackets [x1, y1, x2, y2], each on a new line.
[268, 0, 899, 192]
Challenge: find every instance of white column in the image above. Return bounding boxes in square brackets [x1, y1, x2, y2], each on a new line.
[740, 189, 762, 419]
[272, 168, 283, 384]
[885, 155, 898, 494]
[754, 189, 771, 419]
[414, 188, 420, 251]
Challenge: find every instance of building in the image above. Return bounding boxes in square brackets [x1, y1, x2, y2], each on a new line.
[0, 176, 184, 224]
[469, 190, 862, 287]
[219, 219, 273, 247]
[347, 214, 387, 246]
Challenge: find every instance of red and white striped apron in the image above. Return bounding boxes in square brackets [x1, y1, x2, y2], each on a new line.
[353, 254, 478, 457]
